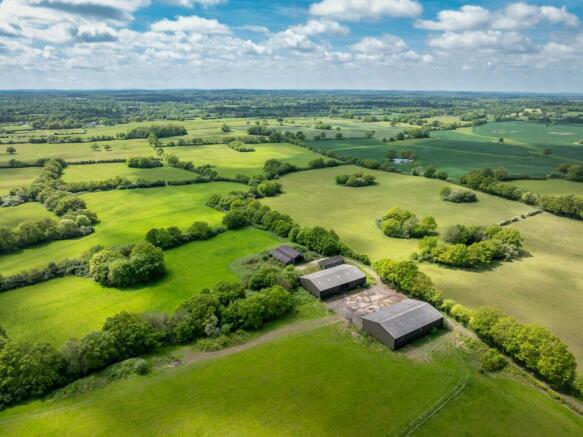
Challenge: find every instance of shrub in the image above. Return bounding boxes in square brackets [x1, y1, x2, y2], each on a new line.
[172, 294, 220, 343]
[481, 349, 507, 372]
[335, 172, 376, 187]
[440, 187, 477, 203]
[188, 221, 214, 240]
[449, 304, 473, 325]
[126, 156, 162, 168]
[257, 181, 283, 197]
[373, 259, 441, 305]
[378, 207, 437, 239]
[222, 210, 249, 229]
[145, 227, 184, 249]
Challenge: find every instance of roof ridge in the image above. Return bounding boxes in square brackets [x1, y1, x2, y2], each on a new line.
[376, 301, 427, 323]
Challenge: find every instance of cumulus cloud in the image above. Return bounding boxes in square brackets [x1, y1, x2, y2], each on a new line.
[417, 2, 578, 32]
[150, 15, 230, 34]
[309, 0, 422, 22]
[352, 34, 433, 64]
[288, 19, 350, 36]
[164, 0, 227, 8]
[428, 30, 533, 54]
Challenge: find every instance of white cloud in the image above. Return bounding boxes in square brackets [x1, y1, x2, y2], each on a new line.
[150, 15, 230, 34]
[351, 34, 432, 64]
[309, 0, 422, 22]
[428, 30, 533, 54]
[416, 5, 490, 31]
[241, 25, 270, 34]
[164, 0, 227, 8]
[289, 19, 350, 36]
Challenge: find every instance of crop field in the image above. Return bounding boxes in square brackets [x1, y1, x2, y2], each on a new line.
[62, 163, 196, 183]
[171, 142, 329, 178]
[264, 166, 530, 261]
[0, 228, 280, 346]
[502, 179, 583, 196]
[474, 121, 583, 148]
[0, 182, 240, 275]
[1, 324, 581, 436]
[0, 202, 54, 227]
[0, 167, 41, 194]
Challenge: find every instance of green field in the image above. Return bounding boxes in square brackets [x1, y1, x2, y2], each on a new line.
[263, 167, 583, 365]
[0, 182, 240, 275]
[307, 121, 583, 178]
[62, 163, 196, 183]
[171, 142, 329, 178]
[0, 203, 54, 227]
[503, 179, 583, 196]
[0, 167, 41, 195]
[0, 228, 279, 346]
[264, 166, 530, 261]
[0, 324, 581, 436]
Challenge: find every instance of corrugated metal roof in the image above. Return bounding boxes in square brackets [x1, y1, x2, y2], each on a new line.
[300, 264, 365, 291]
[318, 255, 344, 268]
[271, 245, 302, 264]
[362, 299, 443, 338]
[276, 245, 302, 258]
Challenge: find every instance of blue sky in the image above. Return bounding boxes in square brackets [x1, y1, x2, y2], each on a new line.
[1, 0, 583, 91]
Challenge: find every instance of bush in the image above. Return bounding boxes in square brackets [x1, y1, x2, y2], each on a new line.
[188, 221, 214, 240]
[126, 156, 162, 168]
[335, 172, 376, 187]
[172, 294, 220, 343]
[440, 187, 477, 203]
[449, 304, 473, 325]
[257, 181, 282, 197]
[222, 210, 249, 229]
[145, 227, 184, 249]
[481, 349, 507, 372]
[373, 259, 441, 305]
[378, 207, 437, 239]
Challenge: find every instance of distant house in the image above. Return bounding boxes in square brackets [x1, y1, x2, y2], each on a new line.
[362, 299, 444, 350]
[270, 245, 304, 265]
[300, 264, 366, 299]
[317, 255, 344, 270]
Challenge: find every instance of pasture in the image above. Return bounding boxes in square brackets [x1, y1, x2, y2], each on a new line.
[0, 324, 580, 436]
[502, 178, 583, 196]
[0, 167, 41, 195]
[263, 166, 530, 261]
[171, 142, 329, 178]
[0, 182, 240, 275]
[62, 163, 195, 183]
[0, 228, 280, 346]
[0, 203, 54, 227]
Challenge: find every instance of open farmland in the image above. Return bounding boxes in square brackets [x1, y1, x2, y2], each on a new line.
[502, 178, 583, 196]
[1, 324, 581, 436]
[0, 182, 240, 275]
[0, 203, 54, 227]
[0, 167, 41, 195]
[0, 228, 280, 346]
[62, 163, 196, 183]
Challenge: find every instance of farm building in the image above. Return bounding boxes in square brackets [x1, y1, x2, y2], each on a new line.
[270, 245, 304, 265]
[317, 255, 344, 269]
[300, 264, 366, 299]
[362, 299, 444, 350]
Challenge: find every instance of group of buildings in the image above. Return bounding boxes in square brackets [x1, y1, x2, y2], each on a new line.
[270, 246, 444, 350]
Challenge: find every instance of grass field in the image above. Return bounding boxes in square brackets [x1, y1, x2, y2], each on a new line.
[264, 166, 530, 261]
[0, 203, 54, 227]
[171, 142, 330, 178]
[0, 182, 240, 275]
[503, 179, 583, 196]
[425, 212, 583, 365]
[0, 324, 581, 436]
[0, 228, 280, 346]
[62, 163, 196, 183]
[0, 167, 41, 195]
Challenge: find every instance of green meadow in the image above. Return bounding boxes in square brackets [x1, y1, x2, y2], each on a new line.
[172, 142, 329, 178]
[0, 324, 581, 436]
[0, 182, 240, 275]
[503, 178, 583, 196]
[264, 166, 583, 364]
[0, 167, 41, 195]
[0, 203, 54, 227]
[62, 163, 195, 183]
[0, 228, 280, 346]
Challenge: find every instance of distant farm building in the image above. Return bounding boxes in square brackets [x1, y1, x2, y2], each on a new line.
[391, 158, 413, 164]
[300, 264, 366, 299]
[317, 255, 344, 270]
[362, 299, 444, 350]
[270, 245, 304, 265]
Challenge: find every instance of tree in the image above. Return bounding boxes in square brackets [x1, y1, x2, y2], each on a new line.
[222, 210, 249, 229]
[172, 294, 220, 343]
[335, 132, 343, 140]
[90, 143, 99, 151]
[221, 124, 231, 133]
[147, 132, 160, 148]
[543, 148, 553, 156]
[102, 312, 160, 359]
[6, 146, 16, 155]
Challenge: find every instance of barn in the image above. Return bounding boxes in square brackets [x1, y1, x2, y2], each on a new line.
[270, 245, 304, 265]
[362, 299, 444, 350]
[317, 255, 344, 270]
[300, 264, 366, 299]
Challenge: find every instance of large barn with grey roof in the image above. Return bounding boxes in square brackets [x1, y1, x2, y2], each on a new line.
[362, 299, 444, 350]
[300, 264, 366, 299]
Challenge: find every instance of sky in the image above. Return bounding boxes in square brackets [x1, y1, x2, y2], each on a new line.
[1, 0, 583, 92]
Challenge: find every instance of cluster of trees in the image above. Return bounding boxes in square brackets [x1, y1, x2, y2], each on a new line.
[470, 306, 576, 388]
[378, 207, 437, 239]
[256, 181, 283, 197]
[227, 141, 255, 152]
[387, 127, 430, 142]
[335, 172, 376, 187]
[263, 159, 299, 179]
[127, 156, 162, 168]
[163, 135, 271, 147]
[0, 216, 94, 254]
[461, 168, 583, 219]
[308, 158, 339, 169]
[440, 187, 478, 203]
[556, 163, 583, 182]
[89, 243, 165, 288]
[207, 191, 369, 263]
[386, 150, 417, 161]
[145, 221, 220, 250]
[0, 279, 296, 409]
[410, 165, 448, 180]
[374, 258, 579, 391]
[165, 154, 218, 180]
[27, 135, 116, 145]
[125, 125, 187, 140]
[415, 224, 523, 268]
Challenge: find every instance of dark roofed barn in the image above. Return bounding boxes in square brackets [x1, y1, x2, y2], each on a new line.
[317, 256, 344, 270]
[362, 299, 444, 350]
[270, 245, 303, 265]
[300, 264, 366, 299]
